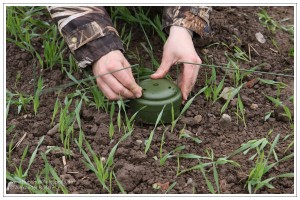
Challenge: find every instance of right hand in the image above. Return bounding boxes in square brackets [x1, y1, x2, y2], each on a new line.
[151, 26, 202, 101]
[92, 50, 142, 100]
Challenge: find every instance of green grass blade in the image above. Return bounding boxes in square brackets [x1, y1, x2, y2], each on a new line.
[213, 163, 220, 193]
[41, 153, 68, 193]
[51, 97, 60, 125]
[276, 173, 294, 178]
[24, 135, 44, 177]
[199, 162, 215, 194]
[213, 76, 225, 102]
[179, 153, 210, 160]
[105, 141, 119, 169]
[75, 98, 83, 129]
[279, 152, 294, 162]
[175, 86, 208, 125]
[165, 182, 177, 194]
[145, 105, 166, 154]
[221, 84, 243, 113]
[216, 158, 240, 167]
[113, 171, 126, 194]
[75, 139, 96, 172]
[267, 134, 280, 160]
[265, 94, 282, 107]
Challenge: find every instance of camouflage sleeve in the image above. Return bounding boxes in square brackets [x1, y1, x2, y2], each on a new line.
[162, 6, 212, 37]
[47, 6, 124, 68]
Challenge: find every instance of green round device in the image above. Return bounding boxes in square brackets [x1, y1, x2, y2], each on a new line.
[130, 78, 182, 124]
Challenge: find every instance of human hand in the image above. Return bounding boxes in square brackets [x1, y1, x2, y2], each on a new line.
[92, 50, 142, 100]
[151, 26, 202, 101]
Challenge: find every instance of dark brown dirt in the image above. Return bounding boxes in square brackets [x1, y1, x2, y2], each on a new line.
[6, 6, 294, 194]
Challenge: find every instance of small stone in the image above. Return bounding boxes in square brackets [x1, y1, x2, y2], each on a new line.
[181, 117, 197, 126]
[47, 123, 60, 136]
[6, 182, 15, 192]
[194, 115, 203, 124]
[221, 114, 231, 122]
[101, 157, 106, 162]
[136, 140, 143, 144]
[219, 114, 231, 128]
[255, 32, 266, 43]
[202, 49, 209, 54]
[156, 126, 162, 131]
[187, 178, 193, 185]
[220, 87, 235, 100]
[246, 78, 258, 88]
[250, 103, 258, 110]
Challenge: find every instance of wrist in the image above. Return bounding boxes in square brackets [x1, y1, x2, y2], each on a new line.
[169, 26, 193, 38]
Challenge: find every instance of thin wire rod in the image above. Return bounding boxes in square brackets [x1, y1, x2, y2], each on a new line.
[39, 61, 294, 96]
[178, 61, 294, 78]
[40, 64, 139, 95]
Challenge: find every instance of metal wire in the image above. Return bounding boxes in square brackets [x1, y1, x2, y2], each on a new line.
[39, 61, 293, 96]
[40, 64, 139, 95]
[178, 61, 294, 78]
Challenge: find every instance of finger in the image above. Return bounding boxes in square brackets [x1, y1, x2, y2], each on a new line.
[177, 65, 184, 89]
[180, 63, 200, 101]
[124, 59, 136, 80]
[112, 64, 142, 98]
[101, 73, 136, 99]
[151, 57, 174, 79]
[96, 77, 120, 101]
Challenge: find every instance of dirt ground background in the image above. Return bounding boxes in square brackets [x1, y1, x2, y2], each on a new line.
[6, 6, 294, 194]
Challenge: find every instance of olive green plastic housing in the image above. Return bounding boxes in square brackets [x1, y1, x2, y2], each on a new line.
[130, 78, 182, 124]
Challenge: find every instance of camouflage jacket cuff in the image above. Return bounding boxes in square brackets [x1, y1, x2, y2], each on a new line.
[74, 33, 124, 68]
[47, 6, 124, 68]
[163, 6, 212, 37]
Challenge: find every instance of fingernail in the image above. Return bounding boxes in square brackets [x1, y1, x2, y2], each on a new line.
[136, 92, 142, 98]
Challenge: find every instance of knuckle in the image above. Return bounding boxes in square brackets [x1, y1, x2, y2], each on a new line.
[190, 55, 201, 63]
[104, 61, 118, 71]
[116, 87, 126, 96]
[161, 67, 169, 74]
[124, 81, 136, 91]
[107, 94, 118, 101]
[157, 67, 169, 75]
[185, 53, 201, 64]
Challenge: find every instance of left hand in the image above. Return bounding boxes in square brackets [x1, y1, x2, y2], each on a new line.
[151, 26, 202, 101]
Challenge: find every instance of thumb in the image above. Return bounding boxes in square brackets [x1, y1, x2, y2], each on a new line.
[151, 58, 173, 79]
